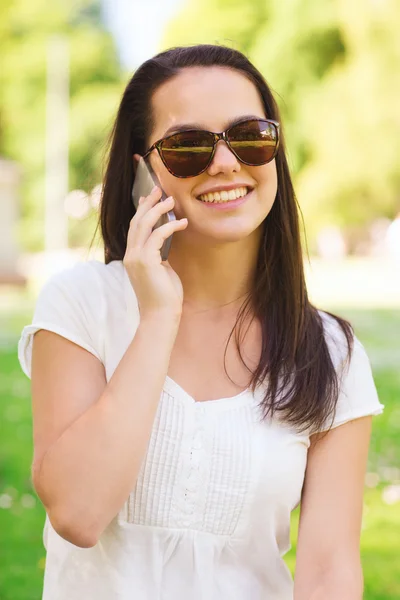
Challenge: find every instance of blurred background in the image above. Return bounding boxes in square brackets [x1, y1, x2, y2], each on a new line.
[0, 0, 399, 598]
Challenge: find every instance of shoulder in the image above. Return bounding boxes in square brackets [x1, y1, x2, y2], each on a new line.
[46, 258, 124, 287]
[30, 259, 132, 335]
[88, 260, 135, 316]
[317, 309, 358, 370]
[85, 259, 126, 289]
[18, 260, 127, 378]
[40, 259, 126, 305]
[317, 308, 377, 396]
[314, 309, 383, 432]
[46, 258, 139, 324]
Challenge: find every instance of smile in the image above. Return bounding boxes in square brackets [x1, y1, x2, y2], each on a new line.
[196, 187, 253, 211]
[197, 186, 248, 203]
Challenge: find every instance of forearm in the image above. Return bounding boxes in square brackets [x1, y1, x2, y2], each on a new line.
[294, 564, 363, 600]
[34, 314, 180, 547]
[304, 582, 363, 600]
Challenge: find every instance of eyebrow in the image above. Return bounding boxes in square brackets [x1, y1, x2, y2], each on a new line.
[162, 114, 265, 137]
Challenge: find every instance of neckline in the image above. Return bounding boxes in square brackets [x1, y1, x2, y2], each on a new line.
[163, 375, 253, 409]
[122, 265, 258, 410]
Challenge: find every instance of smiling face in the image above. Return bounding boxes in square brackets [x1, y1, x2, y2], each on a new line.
[140, 66, 278, 244]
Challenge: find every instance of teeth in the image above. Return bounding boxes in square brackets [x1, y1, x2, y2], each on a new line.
[198, 187, 248, 203]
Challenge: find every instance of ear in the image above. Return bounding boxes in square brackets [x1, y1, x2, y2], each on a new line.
[133, 153, 142, 175]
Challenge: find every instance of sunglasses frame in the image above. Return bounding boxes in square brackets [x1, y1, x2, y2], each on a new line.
[142, 118, 280, 178]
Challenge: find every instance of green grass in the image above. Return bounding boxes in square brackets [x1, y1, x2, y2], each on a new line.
[0, 348, 46, 600]
[0, 302, 399, 599]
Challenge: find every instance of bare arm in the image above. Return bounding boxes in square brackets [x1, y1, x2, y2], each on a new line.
[294, 416, 372, 600]
[30, 186, 188, 548]
[32, 315, 178, 547]
[31, 315, 180, 548]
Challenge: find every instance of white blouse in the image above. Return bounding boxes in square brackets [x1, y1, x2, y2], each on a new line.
[18, 260, 384, 600]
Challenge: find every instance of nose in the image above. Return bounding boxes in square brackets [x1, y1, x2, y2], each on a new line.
[206, 140, 241, 176]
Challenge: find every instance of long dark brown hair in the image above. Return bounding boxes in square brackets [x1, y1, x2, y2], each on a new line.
[95, 44, 353, 435]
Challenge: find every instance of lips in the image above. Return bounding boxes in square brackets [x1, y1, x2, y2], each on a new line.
[196, 184, 254, 203]
[195, 188, 253, 210]
[198, 186, 249, 203]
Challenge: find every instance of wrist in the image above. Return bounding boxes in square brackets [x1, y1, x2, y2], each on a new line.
[139, 310, 182, 331]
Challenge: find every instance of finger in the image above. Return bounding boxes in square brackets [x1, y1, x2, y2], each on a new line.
[128, 187, 164, 244]
[145, 218, 188, 255]
[133, 186, 162, 215]
[138, 186, 162, 208]
[132, 197, 175, 249]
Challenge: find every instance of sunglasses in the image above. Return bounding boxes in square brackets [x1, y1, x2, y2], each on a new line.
[143, 118, 280, 178]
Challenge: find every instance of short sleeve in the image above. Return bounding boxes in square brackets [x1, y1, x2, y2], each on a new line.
[18, 261, 105, 379]
[316, 314, 385, 433]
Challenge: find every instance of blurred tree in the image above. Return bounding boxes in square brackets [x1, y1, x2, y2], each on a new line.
[296, 0, 400, 243]
[164, 0, 269, 55]
[163, 0, 400, 249]
[0, 0, 123, 251]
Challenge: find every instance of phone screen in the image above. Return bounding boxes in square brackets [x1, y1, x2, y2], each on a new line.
[132, 157, 176, 261]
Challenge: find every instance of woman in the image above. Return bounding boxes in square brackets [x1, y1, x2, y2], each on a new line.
[19, 44, 384, 600]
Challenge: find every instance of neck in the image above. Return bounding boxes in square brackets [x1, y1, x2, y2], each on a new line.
[167, 228, 262, 314]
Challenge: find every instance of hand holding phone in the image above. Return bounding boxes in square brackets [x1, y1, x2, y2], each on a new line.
[125, 158, 189, 319]
[132, 158, 176, 261]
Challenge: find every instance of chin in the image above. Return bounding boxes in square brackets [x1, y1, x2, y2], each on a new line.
[199, 223, 261, 243]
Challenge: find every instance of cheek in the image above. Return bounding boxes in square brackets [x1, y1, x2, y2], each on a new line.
[150, 156, 192, 205]
[257, 163, 278, 201]
[154, 170, 200, 212]
[158, 175, 196, 219]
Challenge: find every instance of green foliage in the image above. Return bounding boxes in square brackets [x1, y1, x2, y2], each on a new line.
[163, 0, 400, 245]
[164, 0, 269, 54]
[0, 0, 123, 251]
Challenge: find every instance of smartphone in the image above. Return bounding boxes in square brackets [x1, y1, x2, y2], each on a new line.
[132, 157, 176, 261]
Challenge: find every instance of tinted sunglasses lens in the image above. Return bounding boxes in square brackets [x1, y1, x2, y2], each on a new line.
[160, 131, 215, 177]
[228, 120, 278, 165]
